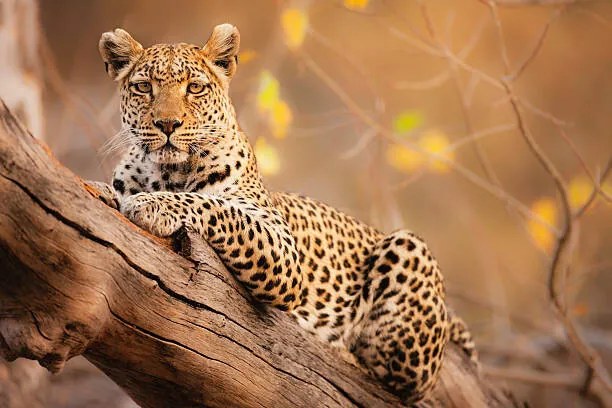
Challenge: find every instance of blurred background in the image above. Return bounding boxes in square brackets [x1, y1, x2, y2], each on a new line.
[0, 0, 611, 406]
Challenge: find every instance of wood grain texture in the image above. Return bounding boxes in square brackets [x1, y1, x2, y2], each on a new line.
[0, 100, 515, 407]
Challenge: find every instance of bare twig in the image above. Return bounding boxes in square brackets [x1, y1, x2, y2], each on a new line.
[511, 6, 566, 81]
[556, 125, 598, 186]
[573, 161, 611, 219]
[447, 124, 516, 151]
[394, 71, 451, 91]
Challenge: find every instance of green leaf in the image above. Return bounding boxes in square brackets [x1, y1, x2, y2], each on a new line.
[393, 110, 423, 135]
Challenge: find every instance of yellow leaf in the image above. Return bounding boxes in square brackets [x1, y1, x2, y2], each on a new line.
[254, 138, 280, 176]
[239, 49, 257, 64]
[528, 198, 557, 252]
[270, 100, 293, 139]
[419, 129, 454, 173]
[386, 144, 423, 174]
[568, 176, 592, 211]
[344, 0, 369, 11]
[257, 71, 280, 114]
[281, 8, 308, 50]
[256, 71, 293, 138]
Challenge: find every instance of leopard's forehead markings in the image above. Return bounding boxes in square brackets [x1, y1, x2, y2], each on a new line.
[132, 43, 212, 84]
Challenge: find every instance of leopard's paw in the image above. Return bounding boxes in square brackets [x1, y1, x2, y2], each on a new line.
[85, 181, 119, 210]
[121, 193, 182, 237]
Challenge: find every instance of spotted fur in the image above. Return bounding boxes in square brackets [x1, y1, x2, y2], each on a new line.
[93, 24, 477, 403]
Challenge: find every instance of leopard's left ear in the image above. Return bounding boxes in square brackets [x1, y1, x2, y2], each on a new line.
[203, 24, 240, 80]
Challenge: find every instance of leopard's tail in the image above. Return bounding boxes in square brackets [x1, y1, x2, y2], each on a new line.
[448, 311, 479, 365]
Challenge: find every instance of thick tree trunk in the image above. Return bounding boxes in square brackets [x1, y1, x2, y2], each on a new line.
[0, 101, 515, 408]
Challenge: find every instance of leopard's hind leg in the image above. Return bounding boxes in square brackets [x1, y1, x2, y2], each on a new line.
[347, 230, 450, 403]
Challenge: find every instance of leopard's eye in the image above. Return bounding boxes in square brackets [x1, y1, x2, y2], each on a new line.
[187, 82, 206, 95]
[131, 81, 152, 94]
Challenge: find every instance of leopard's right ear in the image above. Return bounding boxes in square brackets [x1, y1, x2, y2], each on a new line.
[99, 29, 143, 81]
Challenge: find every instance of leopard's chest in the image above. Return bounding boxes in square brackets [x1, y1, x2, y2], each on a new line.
[121, 159, 240, 197]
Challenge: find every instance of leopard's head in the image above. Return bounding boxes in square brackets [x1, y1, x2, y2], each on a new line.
[99, 24, 240, 164]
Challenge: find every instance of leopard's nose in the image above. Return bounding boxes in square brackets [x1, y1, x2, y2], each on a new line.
[154, 119, 183, 136]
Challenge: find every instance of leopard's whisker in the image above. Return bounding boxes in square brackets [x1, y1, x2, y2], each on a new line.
[99, 128, 141, 157]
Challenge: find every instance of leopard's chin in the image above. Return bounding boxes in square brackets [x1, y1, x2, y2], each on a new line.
[149, 146, 190, 164]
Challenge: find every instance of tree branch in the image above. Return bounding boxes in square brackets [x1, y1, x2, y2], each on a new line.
[0, 101, 514, 407]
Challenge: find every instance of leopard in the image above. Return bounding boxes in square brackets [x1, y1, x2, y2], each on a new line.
[90, 24, 477, 405]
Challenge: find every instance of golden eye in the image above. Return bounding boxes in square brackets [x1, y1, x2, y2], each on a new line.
[187, 82, 206, 95]
[131, 82, 152, 94]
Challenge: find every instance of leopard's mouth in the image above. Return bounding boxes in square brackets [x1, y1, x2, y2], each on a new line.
[149, 145, 189, 164]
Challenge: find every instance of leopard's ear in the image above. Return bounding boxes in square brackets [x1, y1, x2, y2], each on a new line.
[99, 29, 143, 81]
[203, 24, 240, 80]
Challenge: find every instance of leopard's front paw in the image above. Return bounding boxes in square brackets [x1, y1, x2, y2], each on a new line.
[85, 181, 119, 210]
[121, 193, 182, 237]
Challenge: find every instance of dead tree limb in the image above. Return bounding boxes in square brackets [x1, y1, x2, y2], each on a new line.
[0, 101, 515, 407]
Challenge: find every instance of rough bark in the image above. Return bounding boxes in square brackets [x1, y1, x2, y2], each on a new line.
[0, 101, 515, 408]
